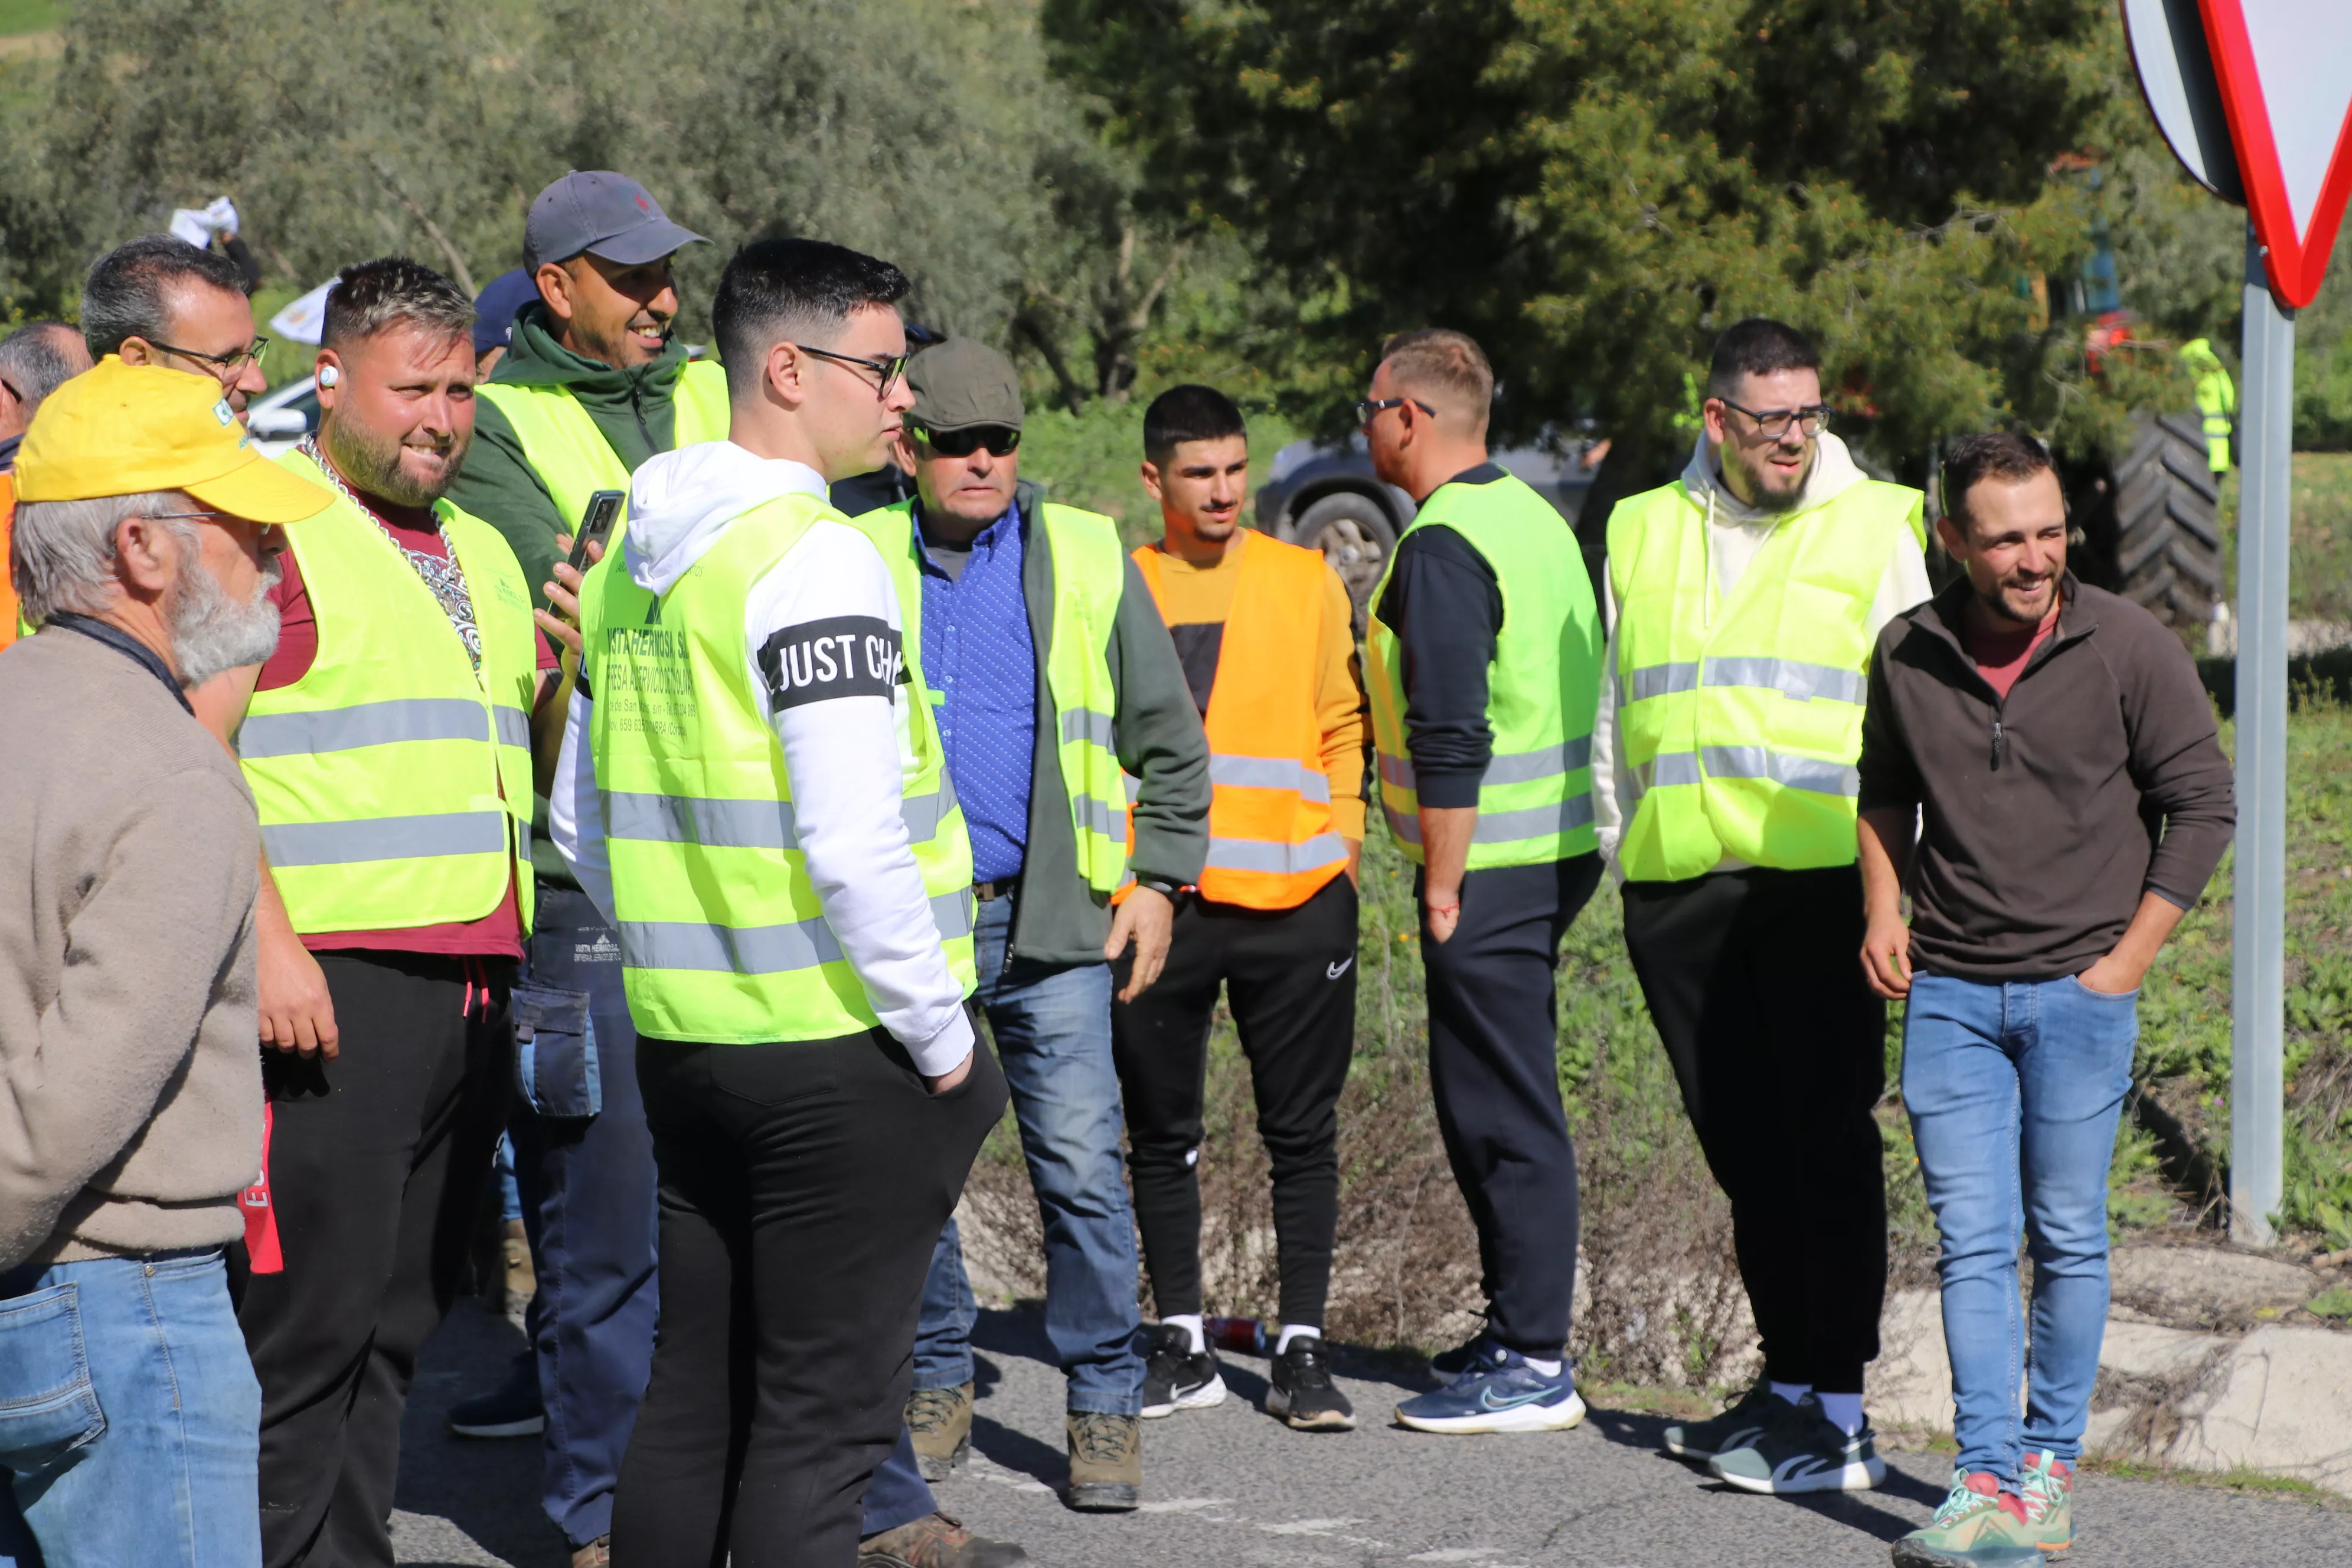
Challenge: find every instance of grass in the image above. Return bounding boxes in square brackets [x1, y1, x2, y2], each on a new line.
[2080, 1455, 2345, 1506]
[0, 0, 62, 35]
[2216, 451, 2352, 623]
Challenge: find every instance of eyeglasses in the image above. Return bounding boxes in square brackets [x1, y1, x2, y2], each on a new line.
[1355, 396, 1435, 429]
[137, 336, 269, 383]
[1714, 398, 1832, 440]
[915, 424, 1020, 458]
[146, 511, 244, 525]
[795, 342, 910, 398]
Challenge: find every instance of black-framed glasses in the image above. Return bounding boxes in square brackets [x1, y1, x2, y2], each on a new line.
[136, 335, 270, 380]
[914, 423, 1020, 459]
[1715, 398, 1831, 440]
[794, 342, 909, 398]
[1354, 396, 1435, 428]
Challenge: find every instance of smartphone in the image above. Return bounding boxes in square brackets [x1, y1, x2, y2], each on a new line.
[568, 491, 625, 573]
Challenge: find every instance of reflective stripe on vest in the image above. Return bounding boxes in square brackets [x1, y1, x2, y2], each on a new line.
[478, 360, 731, 531]
[850, 497, 1131, 896]
[584, 492, 976, 1044]
[1128, 531, 1347, 909]
[1606, 474, 1920, 881]
[239, 448, 538, 935]
[1364, 471, 1603, 870]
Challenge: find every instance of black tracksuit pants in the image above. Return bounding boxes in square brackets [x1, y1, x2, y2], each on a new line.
[1113, 875, 1358, 1328]
[237, 952, 515, 1568]
[612, 1025, 1006, 1568]
[1418, 854, 1602, 1357]
[1619, 864, 1888, 1394]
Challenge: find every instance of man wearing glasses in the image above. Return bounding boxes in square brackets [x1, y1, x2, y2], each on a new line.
[80, 234, 273, 417]
[849, 337, 1210, 1511]
[1595, 318, 1929, 1495]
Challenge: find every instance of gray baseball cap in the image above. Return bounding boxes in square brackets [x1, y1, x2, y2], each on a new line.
[524, 171, 708, 269]
[907, 337, 1024, 433]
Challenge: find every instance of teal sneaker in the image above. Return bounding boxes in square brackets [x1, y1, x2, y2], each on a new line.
[2019, 1449, 2073, 1557]
[1890, 1471, 2045, 1568]
[1710, 1399, 1885, 1494]
[1661, 1381, 1792, 1462]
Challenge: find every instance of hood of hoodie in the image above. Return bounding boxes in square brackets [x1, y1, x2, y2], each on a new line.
[1679, 428, 1867, 526]
[622, 441, 828, 597]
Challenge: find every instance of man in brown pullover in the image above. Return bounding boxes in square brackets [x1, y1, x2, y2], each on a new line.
[0, 360, 330, 1565]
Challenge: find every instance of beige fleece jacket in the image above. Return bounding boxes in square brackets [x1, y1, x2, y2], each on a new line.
[0, 625, 263, 1270]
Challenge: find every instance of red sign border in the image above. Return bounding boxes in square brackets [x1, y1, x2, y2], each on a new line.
[2199, 0, 2352, 307]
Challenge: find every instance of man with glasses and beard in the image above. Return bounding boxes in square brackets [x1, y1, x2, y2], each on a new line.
[0, 360, 329, 1567]
[219, 257, 563, 1567]
[1593, 318, 1929, 1496]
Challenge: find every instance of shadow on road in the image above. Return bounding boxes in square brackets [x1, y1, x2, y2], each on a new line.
[398, 1299, 567, 1568]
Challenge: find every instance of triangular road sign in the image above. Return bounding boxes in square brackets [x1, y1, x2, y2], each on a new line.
[2199, 0, 2352, 307]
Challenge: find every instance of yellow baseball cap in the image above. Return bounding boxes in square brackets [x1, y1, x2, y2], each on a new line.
[14, 356, 334, 525]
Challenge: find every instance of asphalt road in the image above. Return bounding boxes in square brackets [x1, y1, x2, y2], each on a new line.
[394, 1299, 2352, 1567]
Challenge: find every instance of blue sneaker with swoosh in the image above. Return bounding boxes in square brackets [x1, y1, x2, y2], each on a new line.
[1394, 1338, 1586, 1434]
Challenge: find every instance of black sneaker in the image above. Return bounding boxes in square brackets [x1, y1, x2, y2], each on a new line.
[1266, 1334, 1355, 1431]
[446, 1350, 543, 1439]
[1660, 1381, 1792, 1462]
[1139, 1322, 1225, 1419]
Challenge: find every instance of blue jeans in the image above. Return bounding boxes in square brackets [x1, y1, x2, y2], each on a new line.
[1902, 973, 2138, 1488]
[913, 893, 1143, 1414]
[0, 1249, 261, 1568]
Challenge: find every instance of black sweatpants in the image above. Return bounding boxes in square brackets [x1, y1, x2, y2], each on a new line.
[1419, 854, 1602, 1357]
[612, 1025, 1007, 1568]
[1619, 864, 1888, 1393]
[1112, 875, 1358, 1328]
[237, 952, 514, 1568]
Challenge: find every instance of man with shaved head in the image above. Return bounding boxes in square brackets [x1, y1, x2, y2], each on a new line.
[1360, 328, 1607, 1435]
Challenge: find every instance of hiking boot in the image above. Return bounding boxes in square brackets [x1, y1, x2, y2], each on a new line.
[1064, 1411, 1142, 1511]
[445, 1350, 543, 1439]
[1266, 1334, 1355, 1431]
[1661, 1380, 1792, 1462]
[1710, 1399, 1886, 1494]
[859, 1511, 1027, 1567]
[2020, 1449, 2073, 1557]
[1890, 1471, 2047, 1568]
[1394, 1338, 1585, 1435]
[906, 1383, 974, 1481]
[569, 1538, 609, 1568]
[1140, 1322, 1226, 1419]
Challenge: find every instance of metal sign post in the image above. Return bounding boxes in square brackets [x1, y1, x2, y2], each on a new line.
[2231, 229, 2292, 1246]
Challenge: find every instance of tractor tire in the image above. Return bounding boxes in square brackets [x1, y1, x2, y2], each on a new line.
[1289, 489, 1400, 631]
[2109, 411, 2224, 632]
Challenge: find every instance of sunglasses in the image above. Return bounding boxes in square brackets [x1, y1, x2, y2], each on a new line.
[916, 424, 1021, 459]
[1354, 396, 1435, 429]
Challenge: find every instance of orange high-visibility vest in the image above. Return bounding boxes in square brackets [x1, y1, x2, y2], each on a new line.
[1131, 530, 1350, 910]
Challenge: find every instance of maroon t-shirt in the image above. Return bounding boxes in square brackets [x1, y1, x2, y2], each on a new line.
[260, 491, 556, 959]
[1958, 606, 2059, 702]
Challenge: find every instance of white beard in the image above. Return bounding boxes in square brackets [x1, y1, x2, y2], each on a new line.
[171, 550, 282, 688]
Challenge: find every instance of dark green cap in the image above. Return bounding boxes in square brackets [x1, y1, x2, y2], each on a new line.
[907, 337, 1023, 433]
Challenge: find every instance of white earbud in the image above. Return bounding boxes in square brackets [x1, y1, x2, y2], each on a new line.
[317, 365, 339, 388]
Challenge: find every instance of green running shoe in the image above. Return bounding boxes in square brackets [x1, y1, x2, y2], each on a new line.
[1710, 1400, 1885, 1494]
[1891, 1471, 2046, 1568]
[1660, 1381, 1792, 1461]
[2020, 1449, 2073, 1557]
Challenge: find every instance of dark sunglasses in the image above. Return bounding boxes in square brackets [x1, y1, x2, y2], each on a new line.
[916, 424, 1021, 458]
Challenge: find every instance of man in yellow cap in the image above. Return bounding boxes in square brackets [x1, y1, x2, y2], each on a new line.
[0, 358, 329, 1567]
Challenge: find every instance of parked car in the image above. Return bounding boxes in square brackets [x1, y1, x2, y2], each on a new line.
[246, 374, 319, 458]
[1253, 431, 1602, 621]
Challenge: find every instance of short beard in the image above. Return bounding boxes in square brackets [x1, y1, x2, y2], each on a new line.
[168, 527, 282, 688]
[324, 418, 466, 509]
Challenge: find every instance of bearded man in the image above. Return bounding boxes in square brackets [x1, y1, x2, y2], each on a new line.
[221, 257, 564, 1567]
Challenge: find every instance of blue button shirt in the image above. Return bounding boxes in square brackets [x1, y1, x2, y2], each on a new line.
[917, 501, 1037, 883]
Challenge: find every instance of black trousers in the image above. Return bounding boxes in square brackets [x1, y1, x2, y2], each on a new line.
[1619, 864, 1888, 1393]
[237, 952, 514, 1568]
[1112, 875, 1358, 1328]
[1418, 854, 1602, 1357]
[613, 1025, 1007, 1568]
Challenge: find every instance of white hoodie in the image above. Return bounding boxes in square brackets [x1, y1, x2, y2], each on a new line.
[1589, 431, 1932, 880]
[551, 440, 975, 1073]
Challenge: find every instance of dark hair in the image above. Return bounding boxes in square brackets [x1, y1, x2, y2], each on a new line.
[1378, 327, 1494, 423]
[80, 234, 252, 360]
[321, 256, 475, 350]
[0, 321, 87, 410]
[712, 239, 910, 400]
[1142, 384, 1246, 467]
[1707, 318, 1820, 398]
[1942, 431, 2057, 532]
